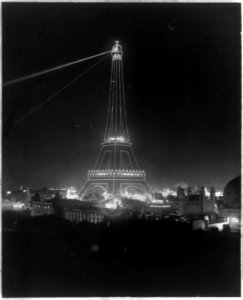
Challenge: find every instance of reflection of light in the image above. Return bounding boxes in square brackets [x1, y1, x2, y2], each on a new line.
[6, 191, 11, 195]
[230, 216, 239, 223]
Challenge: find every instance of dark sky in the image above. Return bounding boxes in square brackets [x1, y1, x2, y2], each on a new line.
[2, 3, 241, 191]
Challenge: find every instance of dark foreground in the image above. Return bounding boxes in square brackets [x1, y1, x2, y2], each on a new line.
[2, 211, 241, 297]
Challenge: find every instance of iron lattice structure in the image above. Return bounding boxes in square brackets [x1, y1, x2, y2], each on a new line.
[79, 42, 151, 200]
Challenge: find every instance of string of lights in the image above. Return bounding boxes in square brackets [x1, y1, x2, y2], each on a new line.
[121, 57, 129, 141]
[109, 60, 114, 139]
[104, 58, 114, 141]
[118, 58, 124, 137]
[115, 59, 118, 137]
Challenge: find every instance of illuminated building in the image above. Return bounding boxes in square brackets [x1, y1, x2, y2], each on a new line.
[31, 199, 104, 223]
[2, 187, 32, 210]
[218, 176, 241, 231]
[79, 42, 151, 202]
[184, 186, 217, 216]
[48, 188, 67, 199]
[37, 187, 67, 201]
[7, 187, 32, 203]
[222, 176, 241, 209]
[146, 203, 171, 219]
[31, 202, 54, 216]
[169, 185, 218, 217]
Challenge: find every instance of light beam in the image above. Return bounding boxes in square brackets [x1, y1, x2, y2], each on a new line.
[3, 50, 111, 87]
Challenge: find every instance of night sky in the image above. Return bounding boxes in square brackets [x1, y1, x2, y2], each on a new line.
[2, 3, 241, 191]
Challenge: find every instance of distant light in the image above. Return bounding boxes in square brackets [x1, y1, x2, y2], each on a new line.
[105, 202, 117, 209]
[13, 202, 25, 210]
[230, 216, 239, 224]
[149, 204, 171, 208]
[6, 191, 11, 195]
[122, 190, 148, 201]
[215, 191, 223, 197]
[205, 187, 210, 197]
[160, 188, 177, 197]
[105, 198, 121, 209]
[103, 191, 112, 201]
[151, 199, 164, 204]
[66, 187, 78, 199]
[206, 188, 223, 197]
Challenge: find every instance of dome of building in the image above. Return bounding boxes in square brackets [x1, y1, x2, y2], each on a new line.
[174, 181, 189, 189]
[223, 176, 241, 209]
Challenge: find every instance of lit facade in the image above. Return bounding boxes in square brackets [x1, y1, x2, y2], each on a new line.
[169, 186, 218, 217]
[31, 199, 104, 223]
[31, 201, 54, 216]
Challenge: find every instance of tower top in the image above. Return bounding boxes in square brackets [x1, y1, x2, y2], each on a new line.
[104, 41, 129, 143]
[111, 41, 123, 60]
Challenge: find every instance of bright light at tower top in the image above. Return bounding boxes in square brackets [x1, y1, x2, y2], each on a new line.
[111, 41, 123, 60]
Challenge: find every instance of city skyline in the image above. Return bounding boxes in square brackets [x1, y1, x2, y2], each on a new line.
[2, 3, 241, 191]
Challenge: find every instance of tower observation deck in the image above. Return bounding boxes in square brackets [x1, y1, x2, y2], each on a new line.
[79, 42, 151, 201]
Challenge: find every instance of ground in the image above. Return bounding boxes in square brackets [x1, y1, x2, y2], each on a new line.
[2, 212, 241, 297]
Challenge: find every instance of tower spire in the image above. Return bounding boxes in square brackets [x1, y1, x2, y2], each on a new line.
[79, 41, 151, 201]
[104, 41, 129, 143]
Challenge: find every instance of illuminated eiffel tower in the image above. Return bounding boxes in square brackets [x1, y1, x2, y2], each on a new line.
[79, 42, 151, 201]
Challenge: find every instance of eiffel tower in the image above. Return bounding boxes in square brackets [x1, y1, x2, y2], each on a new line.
[79, 42, 151, 201]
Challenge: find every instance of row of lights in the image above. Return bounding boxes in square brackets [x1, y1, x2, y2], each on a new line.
[88, 169, 146, 177]
[106, 136, 126, 142]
